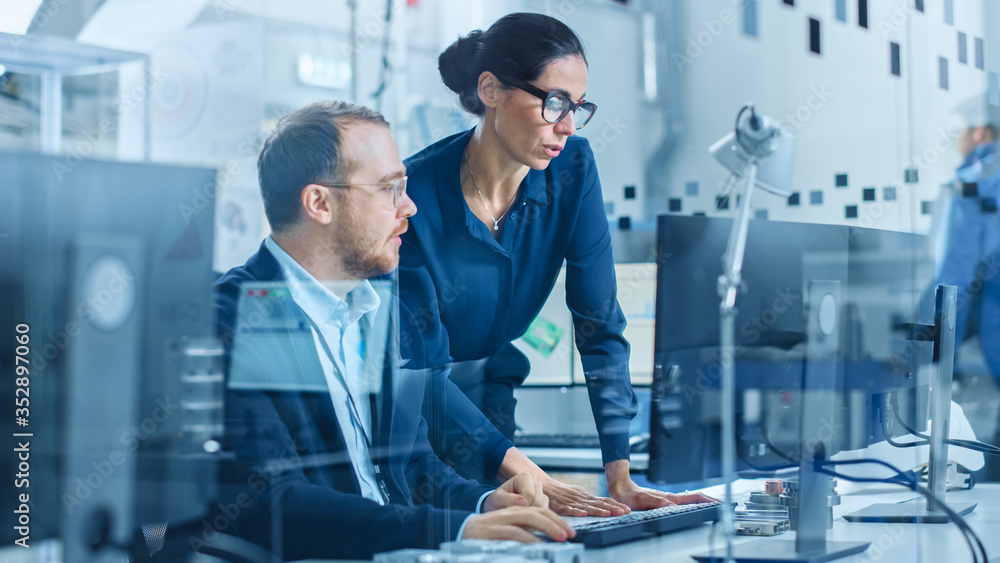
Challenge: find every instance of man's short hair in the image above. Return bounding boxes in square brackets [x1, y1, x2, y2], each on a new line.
[257, 101, 389, 233]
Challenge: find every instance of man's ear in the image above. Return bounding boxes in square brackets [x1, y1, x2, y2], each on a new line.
[478, 71, 502, 110]
[300, 184, 334, 225]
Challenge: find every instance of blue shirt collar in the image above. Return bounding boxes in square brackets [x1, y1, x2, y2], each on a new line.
[264, 235, 381, 327]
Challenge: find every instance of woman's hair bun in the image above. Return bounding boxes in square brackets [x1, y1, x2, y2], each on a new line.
[438, 30, 486, 114]
[438, 30, 483, 94]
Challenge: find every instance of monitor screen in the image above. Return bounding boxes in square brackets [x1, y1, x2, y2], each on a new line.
[648, 215, 934, 484]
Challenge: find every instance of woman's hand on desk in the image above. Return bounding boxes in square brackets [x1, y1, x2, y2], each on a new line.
[605, 460, 718, 510]
[496, 447, 629, 516]
[542, 478, 629, 517]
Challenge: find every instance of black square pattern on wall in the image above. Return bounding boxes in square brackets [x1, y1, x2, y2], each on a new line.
[809, 18, 821, 54]
[836, 173, 849, 187]
[810, 191, 823, 205]
[845, 205, 858, 219]
[669, 198, 682, 212]
[788, 192, 801, 206]
[863, 188, 876, 201]
[716, 195, 730, 210]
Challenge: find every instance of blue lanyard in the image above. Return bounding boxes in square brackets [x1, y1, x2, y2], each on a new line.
[307, 315, 391, 504]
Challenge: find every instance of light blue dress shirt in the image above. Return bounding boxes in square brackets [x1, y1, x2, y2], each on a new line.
[265, 236, 386, 503]
[265, 237, 489, 532]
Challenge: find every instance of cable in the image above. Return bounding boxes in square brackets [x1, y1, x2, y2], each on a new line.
[818, 458, 987, 563]
[888, 396, 1000, 456]
[761, 423, 798, 463]
[370, 0, 394, 111]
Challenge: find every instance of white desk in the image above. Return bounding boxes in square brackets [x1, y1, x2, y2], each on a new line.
[4, 485, 996, 562]
[297, 483, 1000, 563]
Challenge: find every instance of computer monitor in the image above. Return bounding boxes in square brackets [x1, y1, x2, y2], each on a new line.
[0, 152, 219, 559]
[648, 215, 934, 484]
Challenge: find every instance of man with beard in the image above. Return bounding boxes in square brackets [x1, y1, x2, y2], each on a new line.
[212, 101, 572, 560]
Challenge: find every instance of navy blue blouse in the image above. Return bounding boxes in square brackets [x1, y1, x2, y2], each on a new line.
[399, 129, 638, 465]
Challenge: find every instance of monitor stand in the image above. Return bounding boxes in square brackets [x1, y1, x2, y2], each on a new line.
[694, 281, 870, 562]
[691, 540, 871, 563]
[843, 285, 978, 524]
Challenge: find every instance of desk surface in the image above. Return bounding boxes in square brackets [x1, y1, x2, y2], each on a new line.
[4, 484, 996, 562]
[295, 483, 1000, 563]
[557, 484, 1000, 562]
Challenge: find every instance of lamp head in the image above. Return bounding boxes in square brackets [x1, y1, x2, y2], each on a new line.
[710, 104, 796, 197]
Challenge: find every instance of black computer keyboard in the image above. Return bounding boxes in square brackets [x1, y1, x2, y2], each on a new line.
[513, 434, 602, 448]
[569, 501, 722, 547]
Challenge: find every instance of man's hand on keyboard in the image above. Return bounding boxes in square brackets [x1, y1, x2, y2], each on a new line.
[483, 473, 548, 511]
[462, 506, 575, 543]
[606, 459, 718, 510]
[542, 478, 630, 517]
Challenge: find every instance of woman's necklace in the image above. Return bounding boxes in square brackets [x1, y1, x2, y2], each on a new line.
[464, 148, 515, 231]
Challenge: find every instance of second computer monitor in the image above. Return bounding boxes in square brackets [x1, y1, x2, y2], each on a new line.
[648, 215, 934, 484]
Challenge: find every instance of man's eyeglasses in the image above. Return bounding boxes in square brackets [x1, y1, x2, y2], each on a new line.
[496, 74, 597, 130]
[313, 176, 408, 208]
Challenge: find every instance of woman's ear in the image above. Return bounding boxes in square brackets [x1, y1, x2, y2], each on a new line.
[300, 184, 334, 225]
[478, 71, 501, 110]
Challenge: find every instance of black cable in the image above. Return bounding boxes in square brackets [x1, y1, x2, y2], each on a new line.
[736, 448, 795, 473]
[818, 465, 981, 563]
[733, 104, 751, 150]
[370, 0, 394, 110]
[889, 396, 1000, 455]
[819, 458, 987, 563]
[761, 423, 798, 463]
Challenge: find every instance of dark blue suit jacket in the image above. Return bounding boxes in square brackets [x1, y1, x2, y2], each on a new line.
[214, 243, 493, 561]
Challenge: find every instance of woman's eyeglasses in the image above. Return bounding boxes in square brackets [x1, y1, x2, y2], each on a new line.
[496, 74, 597, 130]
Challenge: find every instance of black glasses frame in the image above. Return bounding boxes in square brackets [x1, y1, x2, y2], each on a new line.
[496, 74, 597, 130]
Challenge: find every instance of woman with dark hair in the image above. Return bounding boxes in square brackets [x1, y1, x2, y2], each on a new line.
[400, 12, 712, 514]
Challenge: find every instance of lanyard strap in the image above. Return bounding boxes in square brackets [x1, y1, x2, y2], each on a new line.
[307, 314, 391, 504]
